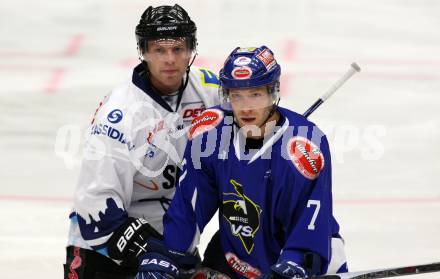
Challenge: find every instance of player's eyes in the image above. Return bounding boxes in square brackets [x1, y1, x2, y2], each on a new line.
[230, 94, 242, 101]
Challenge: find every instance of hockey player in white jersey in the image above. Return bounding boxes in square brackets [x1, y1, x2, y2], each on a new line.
[63, 4, 220, 279]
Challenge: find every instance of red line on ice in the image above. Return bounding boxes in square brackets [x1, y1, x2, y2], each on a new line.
[63, 34, 84, 57]
[0, 195, 72, 203]
[282, 39, 297, 62]
[44, 68, 66, 93]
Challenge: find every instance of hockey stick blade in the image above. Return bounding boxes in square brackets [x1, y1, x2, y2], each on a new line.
[313, 261, 440, 279]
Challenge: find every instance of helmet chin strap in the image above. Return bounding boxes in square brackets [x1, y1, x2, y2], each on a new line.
[258, 98, 280, 128]
[187, 50, 198, 68]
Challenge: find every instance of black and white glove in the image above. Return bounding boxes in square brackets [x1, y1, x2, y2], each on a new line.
[259, 260, 307, 279]
[107, 217, 163, 267]
[107, 218, 199, 278]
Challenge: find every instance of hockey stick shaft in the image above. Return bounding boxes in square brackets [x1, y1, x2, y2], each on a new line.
[303, 63, 361, 118]
[313, 261, 440, 279]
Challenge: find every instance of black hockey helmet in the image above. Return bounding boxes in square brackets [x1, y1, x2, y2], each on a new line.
[135, 4, 197, 53]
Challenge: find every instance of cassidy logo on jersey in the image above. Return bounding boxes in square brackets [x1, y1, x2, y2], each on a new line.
[91, 123, 135, 150]
[222, 179, 262, 254]
[287, 136, 325, 180]
[107, 109, 123, 124]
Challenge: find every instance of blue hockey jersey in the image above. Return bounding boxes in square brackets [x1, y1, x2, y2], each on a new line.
[163, 106, 345, 278]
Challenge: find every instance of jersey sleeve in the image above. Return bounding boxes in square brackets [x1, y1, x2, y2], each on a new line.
[73, 95, 146, 252]
[190, 66, 221, 108]
[163, 134, 220, 253]
[277, 134, 334, 271]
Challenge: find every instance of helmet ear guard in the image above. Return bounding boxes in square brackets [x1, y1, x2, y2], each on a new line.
[267, 80, 280, 104]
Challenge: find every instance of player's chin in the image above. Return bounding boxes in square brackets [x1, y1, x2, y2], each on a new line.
[238, 117, 259, 127]
[162, 77, 181, 88]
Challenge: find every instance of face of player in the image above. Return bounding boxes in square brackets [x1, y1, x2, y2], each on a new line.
[142, 38, 192, 95]
[229, 86, 278, 137]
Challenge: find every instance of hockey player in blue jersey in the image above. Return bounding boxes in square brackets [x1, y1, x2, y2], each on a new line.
[134, 45, 348, 279]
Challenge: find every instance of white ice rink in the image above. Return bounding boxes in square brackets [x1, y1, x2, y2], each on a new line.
[1, 0, 440, 278]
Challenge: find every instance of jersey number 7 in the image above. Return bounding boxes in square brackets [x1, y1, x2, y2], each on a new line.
[307, 200, 321, 230]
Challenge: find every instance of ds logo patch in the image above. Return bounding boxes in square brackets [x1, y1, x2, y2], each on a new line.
[287, 136, 325, 180]
[107, 109, 123, 124]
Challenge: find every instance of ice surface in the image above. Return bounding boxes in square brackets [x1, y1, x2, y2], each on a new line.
[1, 0, 439, 278]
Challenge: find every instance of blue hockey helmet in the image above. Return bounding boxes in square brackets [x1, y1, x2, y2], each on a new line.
[219, 46, 281, 109]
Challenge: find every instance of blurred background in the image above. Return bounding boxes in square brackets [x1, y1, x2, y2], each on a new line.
[1, 0, 439, 278]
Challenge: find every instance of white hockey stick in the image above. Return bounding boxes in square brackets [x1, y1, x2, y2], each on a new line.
[303, 63, 361, 118]
[313, 261, 440, 279]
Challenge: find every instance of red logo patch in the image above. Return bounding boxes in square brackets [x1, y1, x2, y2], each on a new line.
[189, 109, 223, 140]
[192, 267, 231, 279]
[68, 247, 82, 279]
[183, 107, 205, 119]
[256, 49, 276, 70]
[287, 136, 325, 180]
[231, 66, 252, 79]
[226, 252, 261, 279]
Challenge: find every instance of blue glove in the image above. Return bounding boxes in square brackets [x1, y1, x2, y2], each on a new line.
[135, 252, 179, 279]
[260, 260, 307, 279]
[272, 260, 307, 279]
[134, 238, 200, 279]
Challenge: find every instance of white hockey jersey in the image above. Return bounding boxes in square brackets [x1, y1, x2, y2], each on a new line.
[67, 64, 220, 252]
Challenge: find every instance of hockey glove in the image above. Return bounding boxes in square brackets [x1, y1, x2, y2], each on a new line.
[107, 217, 163, 267]
[134, 245, 200, 279]
[136, 252, 179, 279]
[260, 260, 307, 279]
[107, 217, 200, 277]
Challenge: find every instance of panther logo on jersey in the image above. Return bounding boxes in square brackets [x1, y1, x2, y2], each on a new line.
[222, 179, 262, 254]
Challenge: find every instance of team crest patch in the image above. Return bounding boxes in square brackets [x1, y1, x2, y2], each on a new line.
[222, 179, 262, 254]
[188, 108, 223, 140]
[287, 136, 325, 180]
